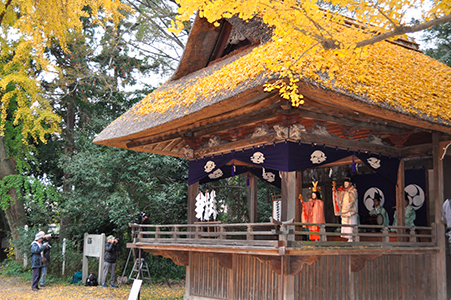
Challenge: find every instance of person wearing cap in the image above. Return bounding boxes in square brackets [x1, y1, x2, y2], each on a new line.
[30, 232, 49, 291]
[39, 230, 52, 287]
[101, 235, 119, 288]
[333, 177, 358, 242]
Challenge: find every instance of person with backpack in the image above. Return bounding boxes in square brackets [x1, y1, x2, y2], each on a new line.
[101, 235, 119, 288]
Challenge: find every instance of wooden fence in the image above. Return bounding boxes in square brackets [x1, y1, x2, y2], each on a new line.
[130, 222, 436, 249]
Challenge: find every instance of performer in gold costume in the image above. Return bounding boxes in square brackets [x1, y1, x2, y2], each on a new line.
[300, 181, 325, 241]
[333, 177, 358, 242]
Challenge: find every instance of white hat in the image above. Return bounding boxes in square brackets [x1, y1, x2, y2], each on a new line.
[34, 233, 44, 241]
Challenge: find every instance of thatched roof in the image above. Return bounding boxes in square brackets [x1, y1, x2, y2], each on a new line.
[94, 14, 451, 154]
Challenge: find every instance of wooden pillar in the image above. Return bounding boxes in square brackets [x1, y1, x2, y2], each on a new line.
[248, 173, 258, 223]
[280, 171, 297, 300]
[295, 171, 302, 223]
[433, 133, 447, 300]
[396, 159, 405, 228]
[281, 171, 297, 221]
[188, 182, 199, 225]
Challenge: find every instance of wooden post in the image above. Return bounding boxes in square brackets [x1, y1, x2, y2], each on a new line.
[433, 133, 447, 300]
[295, 171, 302, 223]
[248, 173, 258, 223]
[281, 171, 297, 222]
[396, 158, 405, 243]
[396, 159, 405, 226]
[280, 171, 296, 300]
[188, 182, 199, 225]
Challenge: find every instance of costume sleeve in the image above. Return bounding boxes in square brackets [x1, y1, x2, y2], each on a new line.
[382, 208, 390, 227]
[406, 206, 416, 227]
[333, 189, 341, 216]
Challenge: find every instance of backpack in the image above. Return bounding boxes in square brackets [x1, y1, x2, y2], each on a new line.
[85, 273, 98, 286]
[71, 271, 83, 284]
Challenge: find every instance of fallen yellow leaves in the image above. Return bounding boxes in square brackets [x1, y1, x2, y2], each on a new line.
[0, 275, 185, 300]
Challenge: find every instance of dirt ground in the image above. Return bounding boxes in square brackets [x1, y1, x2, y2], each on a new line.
[0, 275, 185, 300]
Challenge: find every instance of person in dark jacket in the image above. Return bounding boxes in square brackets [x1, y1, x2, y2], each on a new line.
[30, 232, 49, 291]
[101, 235, 119, 288]
[39, 231, 52, 287]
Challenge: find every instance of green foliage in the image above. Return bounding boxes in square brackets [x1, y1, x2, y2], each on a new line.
[0, 258, 28, 277]
[0, 175, 60, 216]
[423, 23, 451, 67]
[202, 173, 279, 224]
[55, 120, 189, 243]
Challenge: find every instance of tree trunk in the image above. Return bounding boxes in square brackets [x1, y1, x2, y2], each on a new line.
[59, 95, 76, 240]
[0, 137, 27, 261]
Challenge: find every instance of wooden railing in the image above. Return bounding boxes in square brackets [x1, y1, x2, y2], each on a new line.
[129, 222, 437, 249]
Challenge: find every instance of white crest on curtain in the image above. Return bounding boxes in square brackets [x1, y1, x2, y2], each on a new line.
[367, 157, 381, 169]
[405, 184, 425, 210]
[250, 152, 265, 164]
[262, 167, 275, 182]
[310, 150, 327, 164]
[208, 169, 223, 179]
[204, 161, 216, 173]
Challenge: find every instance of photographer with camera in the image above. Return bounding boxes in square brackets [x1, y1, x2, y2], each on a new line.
[101, 235, 119, 288]
[38, 231, 52, 287]
[30, 232, 50, 291]
[135, 212, 150, 260]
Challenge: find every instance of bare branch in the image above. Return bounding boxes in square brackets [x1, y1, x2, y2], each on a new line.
[355, 13, 451, 49]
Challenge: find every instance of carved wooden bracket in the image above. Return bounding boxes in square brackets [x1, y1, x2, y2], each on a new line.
[205, 253, 233, 269]
[148, 250, 189, 266]
[254, 255, 319, 275]
[339, 125, 358, 139]
[251, 124, 269, 138]
[274, 125, 289, 140]
[182, 147, 194, 159]
[351, 255, 382, 272]
[311, 123, 331, 136]
[288, 256, 320, 275]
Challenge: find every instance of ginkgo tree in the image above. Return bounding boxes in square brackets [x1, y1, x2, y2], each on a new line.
[169, 0, 451, 105]
[0, 0, 128, 259]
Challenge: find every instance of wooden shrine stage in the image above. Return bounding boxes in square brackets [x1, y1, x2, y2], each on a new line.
[129, 222, 439, 300]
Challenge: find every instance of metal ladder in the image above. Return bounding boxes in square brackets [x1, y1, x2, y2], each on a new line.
[128, 259, 152, 282]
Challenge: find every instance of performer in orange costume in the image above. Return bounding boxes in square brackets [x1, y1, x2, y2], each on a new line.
[300, 182, 325, 241]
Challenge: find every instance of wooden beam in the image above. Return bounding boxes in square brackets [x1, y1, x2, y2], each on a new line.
[194, 131, 400, 158]
[400, 144, 433, 158]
